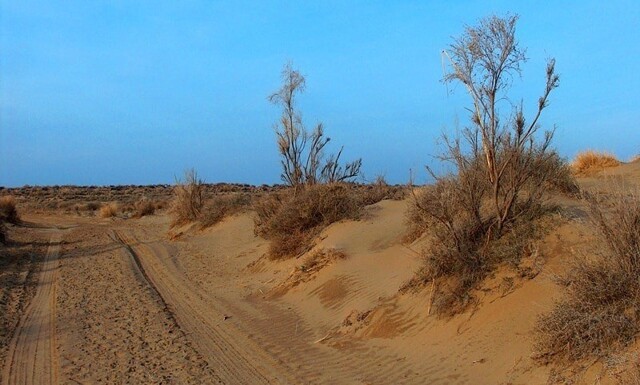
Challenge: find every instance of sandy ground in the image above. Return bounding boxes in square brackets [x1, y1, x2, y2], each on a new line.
[2, 162, 639, 384]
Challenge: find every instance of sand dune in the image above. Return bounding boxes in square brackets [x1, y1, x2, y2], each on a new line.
[2, 162, 640, 384]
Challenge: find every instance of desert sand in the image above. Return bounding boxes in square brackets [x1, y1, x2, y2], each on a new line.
[2, 161, 639, 384]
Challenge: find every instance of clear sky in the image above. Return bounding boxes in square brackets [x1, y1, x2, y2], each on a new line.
[1, 1, 638, 186]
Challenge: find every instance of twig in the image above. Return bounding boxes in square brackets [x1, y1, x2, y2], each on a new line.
[314, 332, 331, 344]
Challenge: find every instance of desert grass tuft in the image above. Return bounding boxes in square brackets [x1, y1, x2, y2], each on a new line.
[170, 169, 203, 227]
[99, 203, 119, 218]
[535, 191, 640, 362]
[571, 150, 621, 176]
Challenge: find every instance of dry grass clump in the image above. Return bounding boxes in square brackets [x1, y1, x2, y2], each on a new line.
[571, 150, 621, 176]
[200, 194, 251, 228]
[170, 169, 203, 227]
[254, 183, 362, 260]
[134, 199, 156, 218]
[0, 196, 19, 224]
[536, 192, 640, 362]
[99, 203, 119, 218]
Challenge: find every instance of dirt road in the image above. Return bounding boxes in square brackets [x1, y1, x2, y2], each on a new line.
[2, 230, 61, 385]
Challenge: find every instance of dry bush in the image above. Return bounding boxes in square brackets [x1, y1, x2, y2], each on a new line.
[99, 203, 118, 218]
[403, 151, 566, 316]
[254, 183, 362, 259]
[535, 192, 640, 362]
[0, 196, 19, 224]
[200, 194, 251, 228]
[571, 150, 620, 176]
[357, 176, 407, 206]
[170, 169, 204, 227]
[134, 199, 156, 218]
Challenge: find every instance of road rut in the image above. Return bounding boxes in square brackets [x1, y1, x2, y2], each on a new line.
[2, 231, 61, 385]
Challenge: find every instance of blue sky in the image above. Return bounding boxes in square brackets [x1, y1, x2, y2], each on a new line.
[1, 1, 638, 186]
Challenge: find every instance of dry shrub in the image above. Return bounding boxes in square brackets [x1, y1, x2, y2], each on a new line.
[99, 203, 118, 218]
[536, 192, 640, 362]
[254, 183, 361, 260]
[357, 176, 407, 206]
[0, 196, 19, 224]
[170, 169, 203, 227]
[403, 152, 568, 316]
[200, 194, 251, 228]
[83, 201, 101, 212]
[572, 150, 621, 176]
[134, 199, 156, 218]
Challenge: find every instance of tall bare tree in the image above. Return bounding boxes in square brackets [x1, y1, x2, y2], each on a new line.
[443, 14, 560, 236]
[269, 63, 361, 189]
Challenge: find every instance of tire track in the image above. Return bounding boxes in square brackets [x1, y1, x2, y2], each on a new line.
[2, 231, 62, 385]
[113, 230, 298, 384]
[116, 228, 432, 384]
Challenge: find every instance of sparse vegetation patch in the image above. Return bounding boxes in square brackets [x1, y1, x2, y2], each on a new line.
[536, 192, 640, 362]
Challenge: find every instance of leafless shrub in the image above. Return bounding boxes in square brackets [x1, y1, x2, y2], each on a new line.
[254, 183, 361, 259]
[269, 63, 361, 190]
[200, 194, 251, 228]
[535, 192, 640, 362]
[170, 169, 204, 227]
[572, 150, 621, 176]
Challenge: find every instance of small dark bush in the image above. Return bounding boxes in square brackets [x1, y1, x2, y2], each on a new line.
[134, 199, 156, 218]
[0, 196, 19, 224]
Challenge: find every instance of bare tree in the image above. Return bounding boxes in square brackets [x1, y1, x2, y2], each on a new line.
[405, 14, 570, 314]
[443, 14, 560, 237]
[269, 63, 361, 189]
